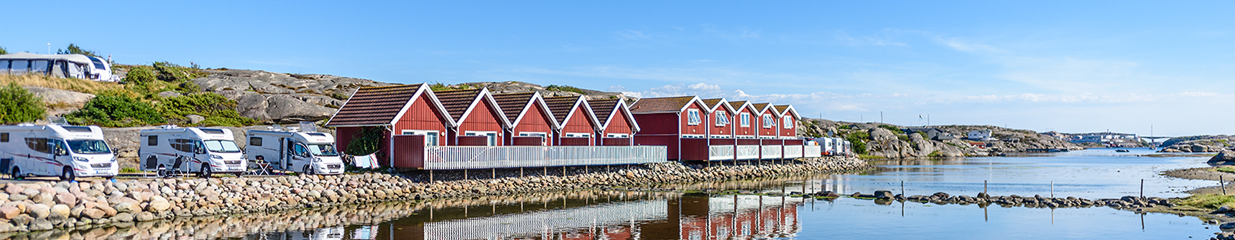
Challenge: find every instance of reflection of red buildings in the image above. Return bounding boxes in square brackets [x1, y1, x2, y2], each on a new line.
[678, 194, 802, 239]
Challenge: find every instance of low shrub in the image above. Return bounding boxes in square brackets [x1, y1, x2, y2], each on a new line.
[123, 66, 157, 85]
[0, 83, 45, 124]
[546, 84, 587, 94]
[346, 127, 384, 156]
[1, 74, 122, 94]
[155, 92, 255, 127]
[66, 91, 165, 127]
[1177, 194, 1235, 209]
[879, 125, 904, 134]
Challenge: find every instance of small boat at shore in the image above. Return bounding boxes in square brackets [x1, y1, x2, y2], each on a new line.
[1116, 149, 1130, 152]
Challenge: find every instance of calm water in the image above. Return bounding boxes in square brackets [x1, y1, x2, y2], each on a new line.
[26, 148, 1223, 239]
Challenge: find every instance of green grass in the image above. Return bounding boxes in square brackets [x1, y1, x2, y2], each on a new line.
[1176, 194, 1235, 209]
[121, 167, 139, 173]
[546, 84, 587, 94]
[927, 150, 944, 158]
[1218, 167, 1235, 173]
[858, 154, 885, 160]
[878, 125, 904, 134]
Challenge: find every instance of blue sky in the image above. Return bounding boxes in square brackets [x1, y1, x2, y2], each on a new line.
[3, 1, 1234, 136]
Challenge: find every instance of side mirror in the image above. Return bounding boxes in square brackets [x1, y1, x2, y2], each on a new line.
[195, 148, 205, 154]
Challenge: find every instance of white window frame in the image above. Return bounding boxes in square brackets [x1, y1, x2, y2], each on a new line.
[740, 113, 750, 127]
[465, 131, 498, 146]
[715, 112, 729, 126]
[564, 132, 591, 138]
[401, 130, 440, 146]
[686, 109, 702, 125]
[606, 133, 629, 138]
[762, 114, 775, 128]
[783, 116, 794, 129]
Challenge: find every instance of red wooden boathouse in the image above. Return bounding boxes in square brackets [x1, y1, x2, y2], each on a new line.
[544, 96, 601, 146]
[588, 98, 640, 146]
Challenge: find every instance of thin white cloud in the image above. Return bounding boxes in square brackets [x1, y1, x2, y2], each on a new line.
[616, 30, 649, 40]
[935, 37, 1001, 53]
[702, 25, 762, 40]
[835, 30, 907, 47]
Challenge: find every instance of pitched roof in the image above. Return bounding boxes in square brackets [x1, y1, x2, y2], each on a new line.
[775, 104, 800, 118]
[434, 89, 484, 121]
[588, 99, 620, 124]
[773, 105, 790, 113]
[700, 98, 724, 108]
[491, 92, 539, 123]
[326, 84, 422, 126]
[543, 96, 582, 123]
[629, 96, 699, 114]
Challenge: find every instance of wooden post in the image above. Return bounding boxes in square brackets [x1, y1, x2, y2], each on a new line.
[464, 169, 468, 180]
[901, 181, 905, 197]
[1223, 176, 1228, 195]
[492, 168, 496, 179]
[430, 170, 434, 182]
[983, 180, 987, 195]
[1050, 181, 1053, 198]
[520, 167, 524, 178]
[1140, 179, 1144, 199]
[563, 166, 567, 176]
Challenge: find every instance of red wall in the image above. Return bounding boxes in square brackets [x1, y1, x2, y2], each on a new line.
[599, 109, 635, 146]
[334, 126, 389, 162]
[680, 138, 709, 161]
[633, 113, 677, 135]
[600, 138, 630, 146]
[394, 93, 449, 145]
[457, 99, 505, 146]
[680, 103, 708, 136]
[708, 108, 732, 137]
[509, 101, 554, 146]
[733, 108, 757, 137]
[558, 106, 597, 146]
[779, 113, 798, 138]
[559, 137, 591, 146]
[392, 135, 424, 168]
[757, 110, 778, 137]
[456, 136, 488, 146]
[511, 137, 544, 146]
[634, 135, 679, 160]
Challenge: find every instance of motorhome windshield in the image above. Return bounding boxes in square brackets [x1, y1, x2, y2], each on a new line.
[204, 140, 241, 153]
[67, 140, 112, 154]
[307, 144, 339, 156]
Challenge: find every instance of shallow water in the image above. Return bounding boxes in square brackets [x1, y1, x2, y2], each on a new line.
[20, 148, 1222, 239]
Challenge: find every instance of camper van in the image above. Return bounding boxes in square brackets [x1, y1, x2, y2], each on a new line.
[139, 126, 246, 177]
[246, 128, 344, 175]
[0, 53, 120, 82]
[0, 124, 118, 180]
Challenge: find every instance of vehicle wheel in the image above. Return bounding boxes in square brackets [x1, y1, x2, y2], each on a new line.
[235, 173, 243, 178]
[11, 167, 21, 180]
[200, 165, 212, 178]
[304, 165, 315, 175]
[60, 167, 76, 181]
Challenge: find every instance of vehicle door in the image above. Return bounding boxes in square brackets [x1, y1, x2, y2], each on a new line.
[50, 139, 71, 176]
[290, 142, 312, 172]
[193, 140, 207, 171]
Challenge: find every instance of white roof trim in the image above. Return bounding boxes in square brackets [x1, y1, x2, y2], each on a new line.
[324, 87, 360, 126]
[387, 83, 457, 127]
[456, 88, 512, 128]
[508, 92, 559, 129]
[600, 100, 641, 133]
[556, 97, 603, 132]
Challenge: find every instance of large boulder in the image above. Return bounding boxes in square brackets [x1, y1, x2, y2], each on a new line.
[1211, 149, 1235, 165]
[24, 87, 95, 116]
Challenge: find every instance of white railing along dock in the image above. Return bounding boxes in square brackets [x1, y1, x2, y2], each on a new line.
[423, 146, 668, 170]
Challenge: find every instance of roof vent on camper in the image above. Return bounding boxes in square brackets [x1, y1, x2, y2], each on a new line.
[63, 126, 93, 133]
[200, 128, 226, 135]
[299, 121, 317, 133]
[161, 125, 180, 129]
[47, 116, 68, 126]
[17, 123, 35, 127]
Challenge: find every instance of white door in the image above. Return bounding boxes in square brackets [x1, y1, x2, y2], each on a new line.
[51, 139, 70, 176]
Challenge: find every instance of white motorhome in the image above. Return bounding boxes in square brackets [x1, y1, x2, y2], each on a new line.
[245, 128, 344, 175]
[0, 53, 120, 82]
[139, 126, 246, 177]
[0, 124, 118, 180]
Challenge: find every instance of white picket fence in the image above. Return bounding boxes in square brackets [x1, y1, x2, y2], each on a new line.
[736, 145, 760, 160]
[709, 145, 735, 160]
[423, 146, 667, 170]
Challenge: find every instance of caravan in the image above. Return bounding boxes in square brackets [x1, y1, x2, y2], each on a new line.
[245, 127, 344, 175]
[139, 126, 246, 177]
[0, 124, 118, 180]
[0, 53, 120, 82]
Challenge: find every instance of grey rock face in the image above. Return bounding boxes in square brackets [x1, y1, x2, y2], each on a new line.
[24, 87, 95, 116]
[191, 69, 393, 123]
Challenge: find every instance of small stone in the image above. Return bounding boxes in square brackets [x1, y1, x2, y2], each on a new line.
[135, 212, 156, 222]
[49, 204, 70, 219]
[28, 219, 52, 231]
[115, 202, 136, 213]
[27, 204, 50, 219]
[113, 212, 133, 222]
[0, 206, 18, 220]
[83, 208, 106, 219]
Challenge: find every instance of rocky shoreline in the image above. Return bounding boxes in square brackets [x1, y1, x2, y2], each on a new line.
[0, 157, 871, 233]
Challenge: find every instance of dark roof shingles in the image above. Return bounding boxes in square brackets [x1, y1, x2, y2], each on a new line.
[326, 84, 421, 126]
[491, 92, 537, 122]
[434, 89, 483, 121]
[543, 96, 581, 123]
[629, 96, 695, 113]
[588, 99, 620, 124]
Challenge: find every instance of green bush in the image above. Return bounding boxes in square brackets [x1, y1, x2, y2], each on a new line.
[124, 66, 157, 85]
[155, 93, 255, 127]
[0, 83, 45, 124]
[0, 46, 7, 55]
[153, 61, 205, 82]
[845, 132, 869, 154]
[66, 91, 165, 127]
[546, 84, 587, 94]
[346, 127, 384, 156]
[57, 43, 101, 58]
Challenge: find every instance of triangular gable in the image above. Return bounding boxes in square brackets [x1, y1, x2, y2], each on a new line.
[453, 88, 513, 128]
[700, 98, 736, 114]
[546, 96, 601, 131]
[753, 103, 783, 117]
[327, 84, 441, 127]
[629, 96, 712, 115]
[513, 92, 560, 129]
[728, 101, 759, 115]
[388, 83, 456, 127]
[774, 105, 801, 120]
[607, 100, 640, 133]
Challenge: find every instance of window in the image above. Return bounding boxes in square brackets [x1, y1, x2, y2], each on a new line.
[204, 140, 241, 153]
[0, 133, 7, 142]
[307, 144, 339, 156]
[740, 113, 750, 127]
[402, 130, 440, 146]
[762, 114, 776, 128]
[87, 56, 107, 70]
[0, 60, 9, 72]
[25, 138, 50, 154]
[171, 139, 194, 152]
[783, 116, 794, 129]
[250, 137, 262, 146]
[606, 133, 629, 138]
[9, 60, 28, 74]
[686, 109, 701, 125]
[715, 112, 729, 126]
[29, 60, 48, 73]
[67, 140, 111, 154]
[565, 133, 590, 138]
[148, 136, 158, 146]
